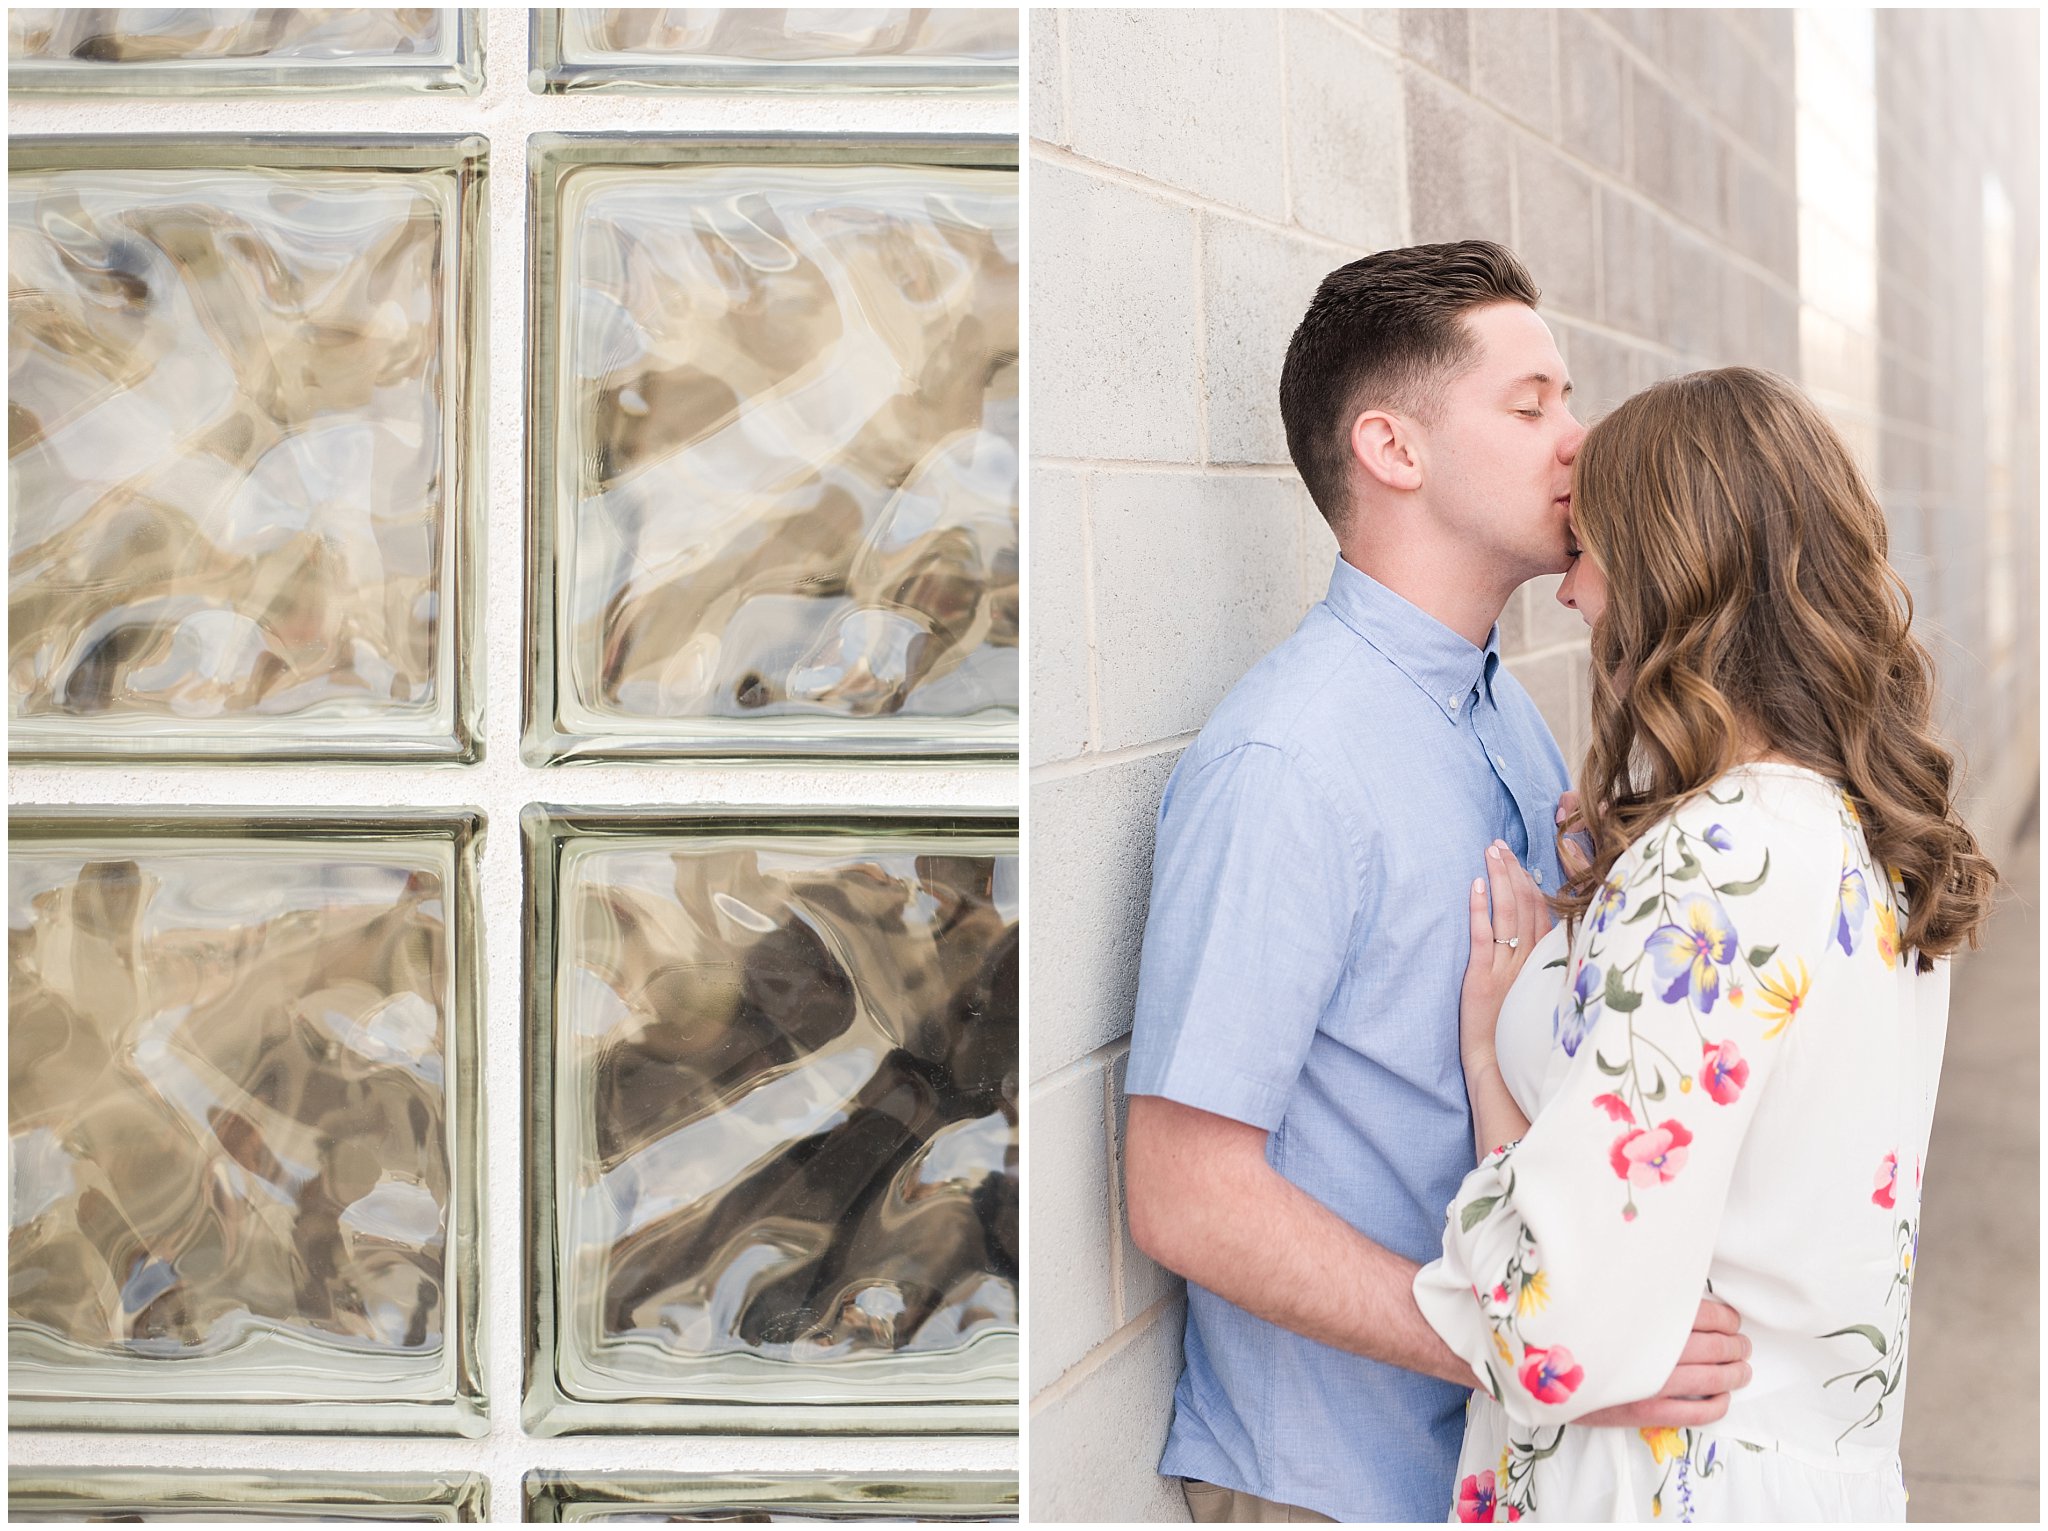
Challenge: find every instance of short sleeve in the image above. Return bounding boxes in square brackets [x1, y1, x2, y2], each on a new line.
[1124, 742, 1366, 1131]
[1413, 786, 1837, 1422]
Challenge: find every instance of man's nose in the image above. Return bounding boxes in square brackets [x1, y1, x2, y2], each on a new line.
[1558, 412, 1587, 462]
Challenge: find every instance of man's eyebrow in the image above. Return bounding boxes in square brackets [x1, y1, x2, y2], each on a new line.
[1505, 372, 1574, 396]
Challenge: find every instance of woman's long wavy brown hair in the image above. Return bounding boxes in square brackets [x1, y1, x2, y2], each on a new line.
[1556, 367, 1996, 972]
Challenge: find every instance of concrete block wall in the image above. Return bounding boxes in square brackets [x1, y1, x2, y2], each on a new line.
[1026, 9, 2038, 1519]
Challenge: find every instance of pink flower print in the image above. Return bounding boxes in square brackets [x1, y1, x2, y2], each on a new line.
[1592, 1092, 1635, 1123]
[1873, 1151, 1899, 1209]
[1699, 1039, 1750, 1105]
[1492, 1282, 1513, 1306]
[1609, 1120, 1694, 1187]
[1645, 894, 1738, 1011]
[1519, 1343, 1586, 1404]
[1456, 1471, 1498, 1521]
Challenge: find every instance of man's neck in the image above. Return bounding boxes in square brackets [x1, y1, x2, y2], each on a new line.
[1336, 541, 1515, 649]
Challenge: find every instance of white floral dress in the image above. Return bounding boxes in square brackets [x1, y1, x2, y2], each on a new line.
[1413, 764, 1947, 1522]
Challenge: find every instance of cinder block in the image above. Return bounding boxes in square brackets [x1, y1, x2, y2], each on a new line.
[1029, 467, 1091, 766]
[1471, 8, 1558, 139]
[1028, 1300, 1192, 1523]
[1631, 71, 1724, 237]
[1400, 7, 1470, 86]
[1062, 8, 1286, 221]
[1201, 216, 1340, 465]
[1030, 9, 1064, 146]
[1283, 12, 1405, 250]
[1349, 10, 1402, 47]
[1030, 156, 1200, 463]
[1090, 472, 1306, 751]
[1030, 749, 1183, 1077]
[1507, 646, 1586, 766]
[1028, 1063, 1117, 1391]
[1723, 153, 1797, 284]
[1550, 320, 1638, 424]
[1513, 145, 1597, 319]
[1110, 1050, 1182, 1323]
[1664, 230, 1727, 362]
[1405, 70, 1514, 245]
[1663, 8, 1741, 122]
[1597, 187, 1666, 336]
[1557, 11, 1627, 176]
[1592, 7, 1665, 64]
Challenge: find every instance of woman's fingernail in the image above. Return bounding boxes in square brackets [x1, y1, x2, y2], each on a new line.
[1473, 878, 1485, 892]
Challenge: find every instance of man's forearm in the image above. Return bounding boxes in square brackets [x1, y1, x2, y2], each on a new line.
[1126, 1095, 1476, 1389]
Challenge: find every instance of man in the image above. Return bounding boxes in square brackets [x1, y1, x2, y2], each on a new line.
[1123, 243, 1751, 1523]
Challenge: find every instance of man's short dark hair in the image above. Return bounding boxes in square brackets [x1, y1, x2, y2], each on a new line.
[1279, 241, 1540, 525]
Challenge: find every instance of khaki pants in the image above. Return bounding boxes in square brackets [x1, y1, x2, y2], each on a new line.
[1181, 1479, 1337, 1524]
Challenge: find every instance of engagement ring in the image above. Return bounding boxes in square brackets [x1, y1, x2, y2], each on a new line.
[1493, 936, 1519, 949]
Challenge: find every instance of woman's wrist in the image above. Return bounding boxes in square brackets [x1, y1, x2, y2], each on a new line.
[1461, 1045, 1501, 1083]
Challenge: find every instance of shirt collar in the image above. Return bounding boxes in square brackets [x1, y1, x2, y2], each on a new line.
[1323, 555, 1502, 724]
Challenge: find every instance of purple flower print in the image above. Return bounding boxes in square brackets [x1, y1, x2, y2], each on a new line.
[1555, 960, 1604, 1056]
[1645, 894, 1739, 1011]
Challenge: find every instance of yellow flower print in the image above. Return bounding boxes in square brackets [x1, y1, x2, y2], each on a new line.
[1639, 1426, 1684, 1465]
[1841, 792, 1861, 824]
[1752, 956, 1812, 1039]
[1499, 1445, 1511, 1480]
[1876, 902, 1900, 966]
[1517, 1270, 1550, 1315]
[1494, 1330, 1515, 1367]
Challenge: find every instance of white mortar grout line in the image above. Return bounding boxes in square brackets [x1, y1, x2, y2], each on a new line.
[1027, 140, 1374, 260]
[1028, 735, 1197, 787]
[1032, 457, 1301, 476]
[1026, 1292, 1183, 1411]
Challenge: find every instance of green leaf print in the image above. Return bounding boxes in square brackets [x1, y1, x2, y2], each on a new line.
[1714, 849, 1772, 897]
[1595, 1051, 1629, 1076]
[1461, 1195, 1501, 1232]
[1820, 1323, 1889, 1355]
[1603, 967, 1644, 1012]
[1745, 944, 1779, 967]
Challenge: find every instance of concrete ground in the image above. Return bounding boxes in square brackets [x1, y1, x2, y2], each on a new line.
[1899, 812, 2039, 1522]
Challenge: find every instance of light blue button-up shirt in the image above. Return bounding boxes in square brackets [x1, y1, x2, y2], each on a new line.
[1126, 555, 1571, 1523]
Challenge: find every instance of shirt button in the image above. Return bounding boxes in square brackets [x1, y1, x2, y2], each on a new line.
[1448, 694, 1460, 710]
[1491, 752, 1506, 769]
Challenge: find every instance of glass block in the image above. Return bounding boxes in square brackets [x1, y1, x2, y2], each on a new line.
[522, 1471, 1017, 1522]
[8, 9, 484, 96]
[9, 136, 486, 763]
[526, 137, 1018, 764]
[8, 808, 485, 1434]
[529, 9, 1017, 94]
[9, 1467, 488, 1522]
[524, 808, 1018, 1433]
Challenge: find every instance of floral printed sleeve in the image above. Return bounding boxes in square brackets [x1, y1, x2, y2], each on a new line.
[1413, 785, 1841, 1424]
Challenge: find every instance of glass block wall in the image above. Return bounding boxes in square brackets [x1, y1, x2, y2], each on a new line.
[8, 8, 1019, 1522]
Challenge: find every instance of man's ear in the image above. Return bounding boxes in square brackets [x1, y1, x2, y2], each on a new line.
[1351, 409, 1423, 493]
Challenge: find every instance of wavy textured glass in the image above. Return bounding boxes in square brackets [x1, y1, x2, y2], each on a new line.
[530, 144, 1018, 761]
[522, 1470, 1017, 1522]
[533, 9, 1017, 93]
[9, 1467, 488, 1522]
[8, 139, 481, 761]
[7, 9, 481, 95]
[8, 813, 483, 1433]
[528, 813, 1017, 1431]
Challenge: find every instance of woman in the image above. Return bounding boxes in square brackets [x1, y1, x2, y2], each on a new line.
[1410, 367, 1997, 1521]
